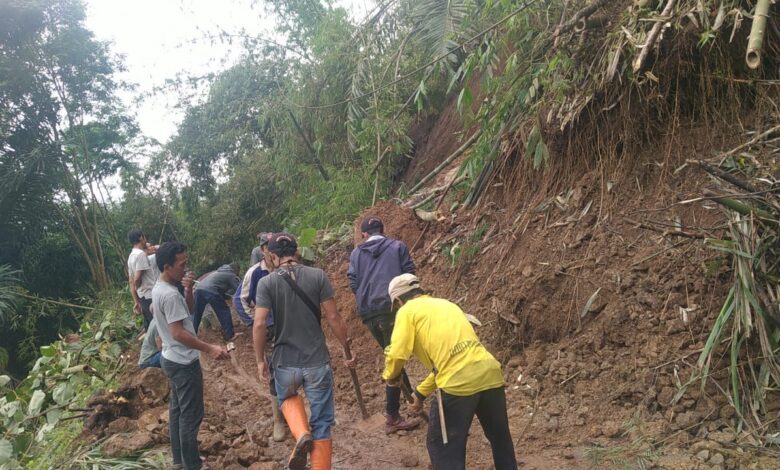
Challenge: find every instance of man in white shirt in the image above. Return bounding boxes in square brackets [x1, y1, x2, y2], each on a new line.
[127, 229, 158, 331]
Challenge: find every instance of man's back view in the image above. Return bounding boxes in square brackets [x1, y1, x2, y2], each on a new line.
[347, 216, 419, 433]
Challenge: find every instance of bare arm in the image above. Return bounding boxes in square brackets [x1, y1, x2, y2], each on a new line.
[253, 307, 270, 379]
[155, 335, 163, 351]
[321, 298, 350, 350]
[129, 271, 143, 313]
[169, 320, 227, 359]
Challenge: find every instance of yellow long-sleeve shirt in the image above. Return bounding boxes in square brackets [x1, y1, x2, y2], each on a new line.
[381, 295, 504, 397]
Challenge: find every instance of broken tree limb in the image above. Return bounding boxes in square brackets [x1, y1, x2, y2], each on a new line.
[633, 0, 677, 73]
[556, 0, 611, 37]
[694, 160, 760, 194]
[408, 131, 481, 194]
[718, 124, 780, 158]
[625, 217, 707, 239]
[575, 14, 609, 32]
[409, 175, 468, 210]
[746, 0, 771, 69]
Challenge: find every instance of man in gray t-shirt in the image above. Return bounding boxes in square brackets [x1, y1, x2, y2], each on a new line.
[252, 233, 355, 470]
[152, 241, 229, 470]
[192, 263, 240, 341]
[138, 318, 162, 368]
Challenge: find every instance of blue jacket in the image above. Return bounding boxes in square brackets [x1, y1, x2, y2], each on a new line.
[347, 236, 415, 321]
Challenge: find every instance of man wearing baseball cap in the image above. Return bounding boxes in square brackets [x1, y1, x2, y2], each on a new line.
[232, 232, 286, 441]
[382, 274, 517, 470]
[347, 216, 420, 434]
[253, 232, 355, 470]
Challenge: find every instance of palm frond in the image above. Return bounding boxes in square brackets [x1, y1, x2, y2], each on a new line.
[0, 265, 21, 323]
[411, 0, 473, 65]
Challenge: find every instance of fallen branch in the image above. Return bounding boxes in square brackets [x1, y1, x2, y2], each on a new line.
[409, 175, 468, 210]
[693, 160, 761, 194]
[625, 217, 707, 239]
[408, 131, 480, 194]
[556, 0, 610, 37]
[718, 124, 780, 159]
[633, 0, 677, 73]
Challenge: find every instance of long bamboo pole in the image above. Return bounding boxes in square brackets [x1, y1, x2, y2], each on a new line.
[408, 131, 481, 195]
[633, 0, 677, 73]
[746, 0, 771, 69]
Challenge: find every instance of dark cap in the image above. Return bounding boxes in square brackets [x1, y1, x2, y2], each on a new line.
[361, 216, 384, 233]
[258, 232, 271, 246]
[268, 232, 297, 254]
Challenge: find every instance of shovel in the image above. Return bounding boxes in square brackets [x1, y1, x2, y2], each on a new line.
[343, 342, 369, 420]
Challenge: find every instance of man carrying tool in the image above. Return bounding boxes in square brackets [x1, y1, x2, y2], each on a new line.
[253, 233, 356, 470]
[153, 241, 230, 470]
[382, 274, 517, 470]
[347, 215, 420, 434]
[232, 233, 286, 442]
[192, 263, 240, 341]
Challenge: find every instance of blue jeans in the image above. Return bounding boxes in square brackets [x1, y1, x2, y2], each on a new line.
[161, 357, 204, 470]
[192, 289, 234, 340]
[274, 363, 334, 440]
[140, 351, 162, 369]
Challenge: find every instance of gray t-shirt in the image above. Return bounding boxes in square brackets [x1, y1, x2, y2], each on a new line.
[127, 248, 158, 299]
[138, 318, 160, 365]
[152, 280, 199, 365]
[255, 265, 334, 368]
[196, 265, 239, 297]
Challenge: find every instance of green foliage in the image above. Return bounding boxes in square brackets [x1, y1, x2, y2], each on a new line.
[0, 267, 20, 325]
[0, 0, 137, 290]
[0, 290, 137, 468]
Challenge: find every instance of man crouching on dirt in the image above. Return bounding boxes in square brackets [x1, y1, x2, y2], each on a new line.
[382, 274, 518, 470]
[253, 233, 356, 470]
[153, 241, 230, 470]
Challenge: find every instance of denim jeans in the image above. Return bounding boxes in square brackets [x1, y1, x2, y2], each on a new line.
[365, 314, 412, 417]
[427, 387, 517, 470]
[192, 289, 234, 340]
[161, 357, 204, 470]
[274, 363, 334, 440]
[140, 351, 162, 369]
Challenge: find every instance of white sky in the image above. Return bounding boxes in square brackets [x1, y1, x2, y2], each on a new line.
[84, 0, 372, 145]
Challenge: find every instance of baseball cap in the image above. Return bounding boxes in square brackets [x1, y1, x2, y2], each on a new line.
[268, 232, 297, 254]
[257, 232, 271, 246]
[388, 273, 421, 304]
[361, 216, 383, 232]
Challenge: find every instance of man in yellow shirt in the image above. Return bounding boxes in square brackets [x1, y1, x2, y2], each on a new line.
[382, 274, 517, 470]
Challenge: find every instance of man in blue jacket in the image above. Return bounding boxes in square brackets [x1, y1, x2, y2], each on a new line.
[347, 216, 420, 434]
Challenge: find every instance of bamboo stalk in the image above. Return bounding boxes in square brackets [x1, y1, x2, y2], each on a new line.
[633, 0, 677, 73]
[408, 131, 481, 194]
[746, 0, 771, 69]
[575, 15, 609, 32]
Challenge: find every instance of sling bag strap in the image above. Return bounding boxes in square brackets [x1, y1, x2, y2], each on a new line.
[277, 269, 322, 324]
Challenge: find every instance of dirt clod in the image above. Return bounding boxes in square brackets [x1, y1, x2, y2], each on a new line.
[401, 454, 419, 467]
[101, 431, 155, 457]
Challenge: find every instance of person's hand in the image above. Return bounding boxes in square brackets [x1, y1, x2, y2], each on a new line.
[182, 271, 194, 292]
[133, 302, 141, 315]
[410, 392, 424, 415]
[344, 355, 357, 369]
[208, 344, 229, 360]
[257, 360, 270, 382]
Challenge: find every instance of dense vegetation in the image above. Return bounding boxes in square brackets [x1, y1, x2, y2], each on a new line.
[1, 0, 779, 465]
